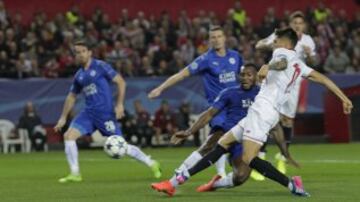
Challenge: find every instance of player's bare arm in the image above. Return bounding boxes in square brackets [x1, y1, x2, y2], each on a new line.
[113, 74, 126, 119]
[303, 45, 317, 66]
[171, 107, 219, 145]
[54, 92, 77, 132]
[306, 70, 353, 114]
[148, 67, 190, 99]
[255, 38, 272, 50]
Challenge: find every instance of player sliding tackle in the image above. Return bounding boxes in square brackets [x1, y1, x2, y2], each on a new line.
[151, 28, 353, 197]
[54, 40, 161, 183]
[149, 26, 243, 178]
[169, 64, 299, 194]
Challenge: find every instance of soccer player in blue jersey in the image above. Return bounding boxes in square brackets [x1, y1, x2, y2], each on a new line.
[54, 40, 161, 183]
[148, 25, 242, 177]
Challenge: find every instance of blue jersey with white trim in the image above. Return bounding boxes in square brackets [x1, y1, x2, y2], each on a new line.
[187, 49, 243, 104]
[70, 59, 118, 114]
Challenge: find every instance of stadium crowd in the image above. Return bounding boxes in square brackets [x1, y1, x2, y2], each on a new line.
[0, 0, 359, 79]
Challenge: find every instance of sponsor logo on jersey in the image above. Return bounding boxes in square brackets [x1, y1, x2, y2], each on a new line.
[242, 99, 253, 108]
[219, 71, 236, 83]
[83, 83, 97, 96]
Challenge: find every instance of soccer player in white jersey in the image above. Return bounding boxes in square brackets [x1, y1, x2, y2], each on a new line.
[155, 28, 352, 197]
[255, 11, 317, 175]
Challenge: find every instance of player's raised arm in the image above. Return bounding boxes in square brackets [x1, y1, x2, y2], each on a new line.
[171, 107, 219, 145]
[54, 92, 77, 132]
[306, 70, 353, 114]
[255, 33, 275, 51]
[148, 67, 190, 99]
[113, 74, 126, 119]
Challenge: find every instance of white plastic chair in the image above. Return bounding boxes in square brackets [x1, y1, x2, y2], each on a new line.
[0, 119, 26, 154]
[18, 127, 49, 152]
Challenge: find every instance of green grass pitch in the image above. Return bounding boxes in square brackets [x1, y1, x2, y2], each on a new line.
[0, 143, 359, 202]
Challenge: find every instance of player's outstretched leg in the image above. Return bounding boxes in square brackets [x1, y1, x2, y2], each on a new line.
[244, 140, 310, 197]
[250, 143, 266, 181]
[126, 144, 162, 178]
[59, 128, 82, 183]
[215, 154, 227, 178]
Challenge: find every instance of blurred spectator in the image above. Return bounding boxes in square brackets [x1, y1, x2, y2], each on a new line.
[138, 55, 154, 77]
[0, 0, 358, 78]
[119, 109, 137, 145]
[324, 41, 351, 73]
[230, 0, 247, 36]
[313, 1, 330, 23]
[18, 102, 47, 151]
[133, 100, 154, 147]
[153, 100, 177, 145]
[0, 1, 8, 27]
[175, 101, 200, 147]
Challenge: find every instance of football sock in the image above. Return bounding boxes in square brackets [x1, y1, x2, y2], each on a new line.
[215, 154, 227, 177]
[249, 157, 289, 187]
[126, 144, 153, 167]
[170, 151, 203, 187]
[64, 140, 79, 175]
[188, 145, 227, 176]
[213, 172, 234, 188]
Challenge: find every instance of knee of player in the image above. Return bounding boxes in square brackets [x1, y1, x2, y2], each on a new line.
[218, 138, 231, 150]
[280, 116, 294, 127]
[64, 130, 79, 140]
[232, 172, 248, 186]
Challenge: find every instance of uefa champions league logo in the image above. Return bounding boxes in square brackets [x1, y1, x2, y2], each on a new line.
[190, 62, 198, 70]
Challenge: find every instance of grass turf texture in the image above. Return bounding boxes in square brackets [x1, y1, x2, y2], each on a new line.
[0, 143, 359, 202]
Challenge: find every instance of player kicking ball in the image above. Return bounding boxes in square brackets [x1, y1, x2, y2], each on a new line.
[151, 28, 352, 197]
[148, 26, 244, 178]
[54, 40, 161, 183]
[255, 11, 317, 176]
[152, 64, 299, 196]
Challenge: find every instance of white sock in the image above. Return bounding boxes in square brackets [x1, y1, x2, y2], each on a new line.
[64, 140, 79, 175]
[170, 151, 203, 187]
[213, 172, 234, 189]
[215, 154, 227, 177]
[126, 144, 153, 167]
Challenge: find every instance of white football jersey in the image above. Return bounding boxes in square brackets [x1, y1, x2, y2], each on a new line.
[254, 48, 314, 111]
[264, 33, 316, 62]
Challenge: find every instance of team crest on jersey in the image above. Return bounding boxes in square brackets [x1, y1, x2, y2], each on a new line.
[190, 62, 198, 70]
[90, 70, 97, 77]
[212, 61, 219, 66]
[229, 57, 236, 65]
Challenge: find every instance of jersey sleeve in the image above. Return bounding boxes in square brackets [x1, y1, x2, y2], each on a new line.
[187, 53, 209, 75]
[211, 89, 229, 111]
[300, 62, 314, 78]
[102, 63, 118, 81]
[307, 37, 316, 57]
[263, 32, 276, 45]
[69, 79, 82, 94]
[269, 48, 288, 64]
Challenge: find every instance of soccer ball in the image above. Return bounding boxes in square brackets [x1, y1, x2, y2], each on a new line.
[104, 135, 128, 159]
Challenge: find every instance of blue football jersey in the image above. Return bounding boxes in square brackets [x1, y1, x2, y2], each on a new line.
[187, 49, 243, 104]
[211, 85, 260, 131]
[70, 59, 118, 114]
